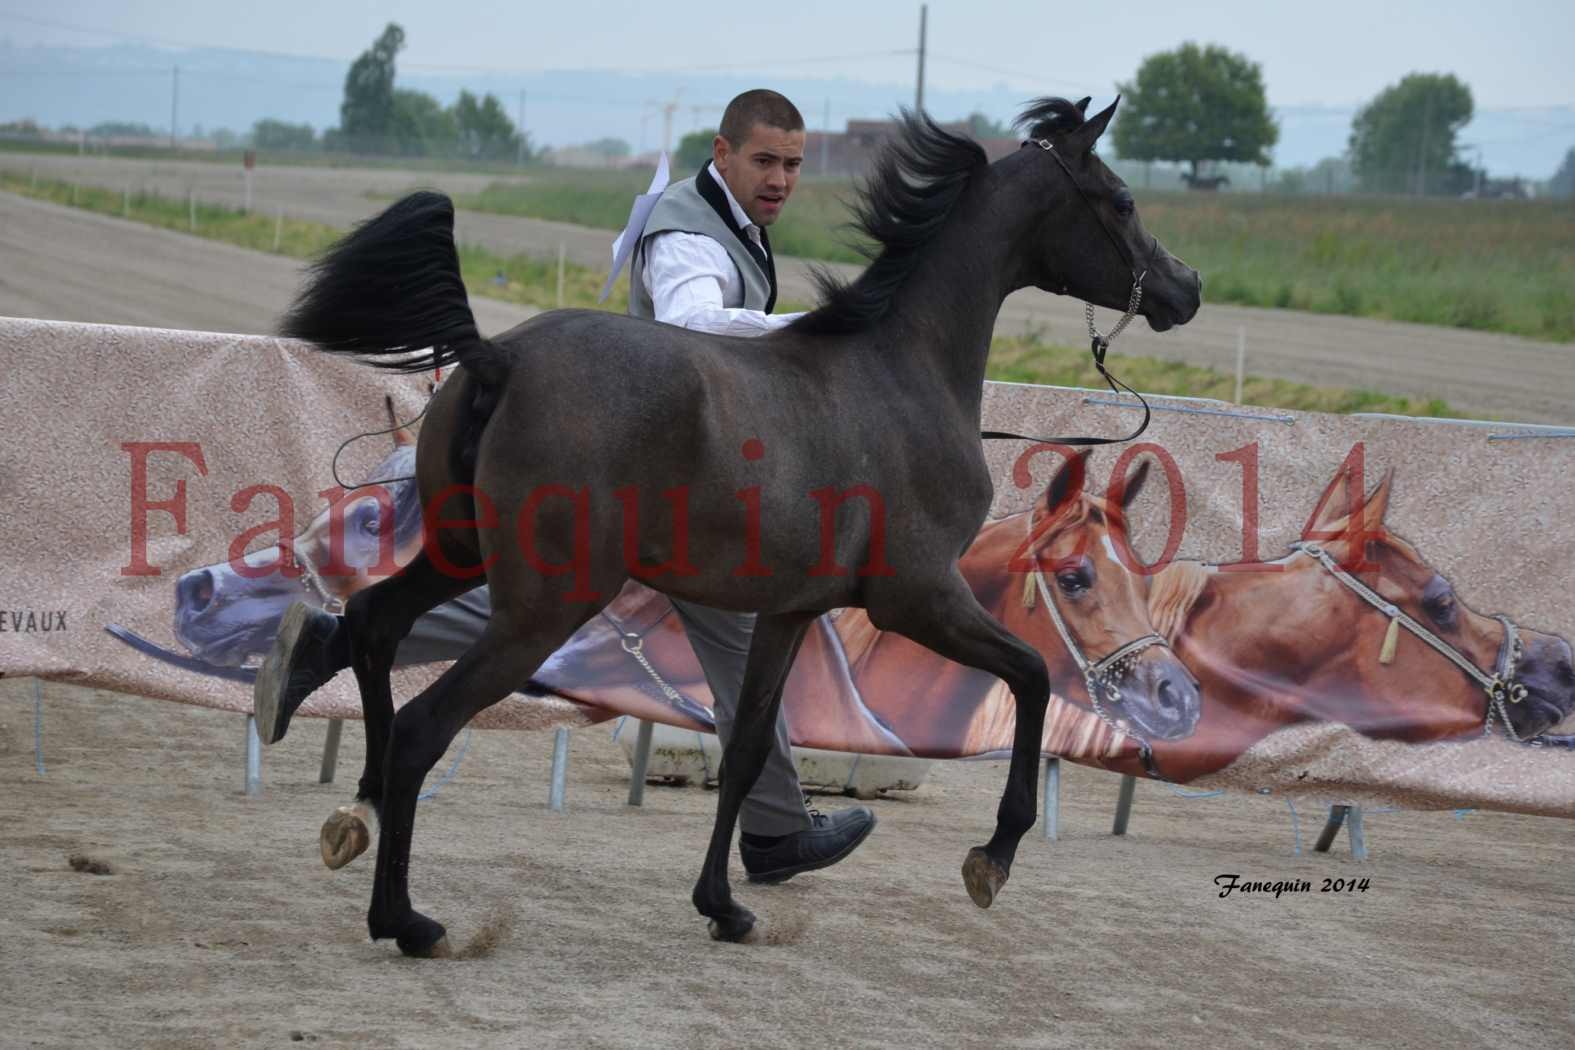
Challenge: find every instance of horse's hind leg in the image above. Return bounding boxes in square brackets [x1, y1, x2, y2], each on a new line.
[322, 552, 479, 870]
[880, 574, 1049, 909]
[365, 608, 591, 957]
[692, 611, 815, 943]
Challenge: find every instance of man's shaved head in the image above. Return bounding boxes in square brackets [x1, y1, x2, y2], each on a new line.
[719, 89, 805, 147]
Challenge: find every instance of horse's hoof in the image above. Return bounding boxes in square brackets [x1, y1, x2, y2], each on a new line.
[321, 804, 375, 870]
[962, 847, 1008, 909]
[706, 909, 761, 944]
[394, 914, 449, 959]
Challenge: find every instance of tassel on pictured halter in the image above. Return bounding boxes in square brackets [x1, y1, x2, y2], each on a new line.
[1379, 615, 1401, 665]
[1021, 570, 1038, 609]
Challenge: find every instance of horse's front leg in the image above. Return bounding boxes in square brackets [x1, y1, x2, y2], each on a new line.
[692, 612, 815, 943]
[880, 574, 1050, 908]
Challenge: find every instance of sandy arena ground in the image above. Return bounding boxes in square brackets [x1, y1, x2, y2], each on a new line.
[3, 677, 1573, 1049]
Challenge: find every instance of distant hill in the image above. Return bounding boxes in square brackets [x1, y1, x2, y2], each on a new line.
[2, 40, 1570, 177]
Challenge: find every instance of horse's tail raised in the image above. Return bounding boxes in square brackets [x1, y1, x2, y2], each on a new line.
[281, 190, 510, 386]
[280, 190, 512, 481]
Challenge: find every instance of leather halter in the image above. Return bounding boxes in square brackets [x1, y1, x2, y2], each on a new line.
[1024, 509, 1171, 778]
[1289, 542, 1532, 742]
[979, 138, 1156, 449]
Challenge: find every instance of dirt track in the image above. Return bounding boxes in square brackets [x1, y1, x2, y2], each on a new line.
[3, 678, 1573, 1049]
[2, 152, 1571, 423]
[0, 191, 536, 338]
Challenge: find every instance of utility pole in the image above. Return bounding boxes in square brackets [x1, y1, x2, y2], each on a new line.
[1414, 90, 1433, 196]
[170, 65, 179, 150]
[915, 4, 928, 113]
[660, 91, 681, 156]
[517, 89, 527, 166]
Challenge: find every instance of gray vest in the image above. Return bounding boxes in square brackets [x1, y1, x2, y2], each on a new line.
[628, 166, 777, 321]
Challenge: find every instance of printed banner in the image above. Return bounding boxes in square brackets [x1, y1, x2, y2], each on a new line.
[4, 317, 1572, 817]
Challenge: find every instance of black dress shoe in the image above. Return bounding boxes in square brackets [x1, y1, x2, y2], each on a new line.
[740, 805, 877, 884]
[253, 602, 343, 745]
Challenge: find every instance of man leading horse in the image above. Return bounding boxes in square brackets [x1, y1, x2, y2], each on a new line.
[255, 89, 877, 884]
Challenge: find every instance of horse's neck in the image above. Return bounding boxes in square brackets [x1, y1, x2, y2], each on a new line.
[883, 175, 1025, 407]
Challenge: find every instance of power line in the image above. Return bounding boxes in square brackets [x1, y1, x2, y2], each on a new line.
[0, 10, 912, 78]
[925, 53, 1101, 92]
[0, 9, 350, 63]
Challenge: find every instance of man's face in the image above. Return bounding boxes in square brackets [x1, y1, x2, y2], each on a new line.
[713, 122, 805, 227]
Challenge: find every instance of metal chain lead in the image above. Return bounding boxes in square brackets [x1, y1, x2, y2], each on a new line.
[1086, 280, 1145, 360]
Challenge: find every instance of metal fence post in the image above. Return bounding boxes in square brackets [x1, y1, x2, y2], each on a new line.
[244, 715, 262, 797]
[318, 718, 343, 784]
[627, 719, 655, 806]
[1041, 756, 1060, 841]
[548, 727, 570, 812]
[1111, 775, 1136, 836]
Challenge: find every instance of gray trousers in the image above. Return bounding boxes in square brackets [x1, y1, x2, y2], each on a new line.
[392, 586, 811, 836]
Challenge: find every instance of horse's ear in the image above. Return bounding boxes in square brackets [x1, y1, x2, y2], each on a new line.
[1074, 96, 1092, 115]
[1116, 458, 1151, 510]
[1358, 469, 1395, 532]
[1066, 97, 1118, 154]
[1302, 465, 1354, 538]
[385, 393, 415, 447]
[1042, 450, 1092, 518]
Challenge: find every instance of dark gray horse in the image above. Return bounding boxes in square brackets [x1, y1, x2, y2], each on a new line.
[281, 96, 1202, 956]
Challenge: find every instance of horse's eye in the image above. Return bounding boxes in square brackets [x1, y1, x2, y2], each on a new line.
[1057, 570, 1090, 597]
[354, 504, 381, 535]
[1425, 592, 1457, 626]
[1114, 193, 1135, 218]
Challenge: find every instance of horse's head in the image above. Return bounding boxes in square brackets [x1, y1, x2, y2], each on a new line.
[1016, 451, 1202, 742]
[1276, 469, 1575, 741]
[1012, 96, 1201, 333]
[172, 417, 425, 666]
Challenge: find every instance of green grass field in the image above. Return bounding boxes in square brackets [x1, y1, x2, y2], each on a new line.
[986, 337, 1455, 416]
[1, 173, 1465, 418]
[456, 170, 1575, 342]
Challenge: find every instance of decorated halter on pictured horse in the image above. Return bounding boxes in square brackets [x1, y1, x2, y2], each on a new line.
[1288, 541, 1533, 743]
[1022, 506, 1173, 777]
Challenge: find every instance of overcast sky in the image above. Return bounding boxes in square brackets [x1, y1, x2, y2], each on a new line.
[4, 0, 1573, 109]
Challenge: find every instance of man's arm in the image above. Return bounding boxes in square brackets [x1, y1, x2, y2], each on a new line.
[642, 231, 804, 336]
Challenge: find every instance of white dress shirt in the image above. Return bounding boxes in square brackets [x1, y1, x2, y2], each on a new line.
[640, 162, 805, 336]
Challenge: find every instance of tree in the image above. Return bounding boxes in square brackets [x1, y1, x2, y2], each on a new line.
[251, 118, 316, 151]
[676, 128, 716, 170]
[340, 22, 404, 152]
[389, 89, 456, 156]
[453, 90, 524, 161]
[964, 111, 1012, 139]
[1113, 42, 1279, 186]
[582, 137, 631, 160]
[1549, 147, 1575, 199]
[1348, 73, 1474, 195]
[89, 121, 158, 139]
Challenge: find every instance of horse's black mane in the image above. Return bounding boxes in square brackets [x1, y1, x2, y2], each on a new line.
[792, 111, 986, 335]
[792, 98, 1086, 336]
[1016, 96, 1089, 141]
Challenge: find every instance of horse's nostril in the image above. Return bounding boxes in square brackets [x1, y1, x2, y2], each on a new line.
[1157, 678, 1179, 714]
[177, 569, 215, 614]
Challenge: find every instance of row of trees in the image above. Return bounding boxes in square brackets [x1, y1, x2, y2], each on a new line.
[1104, 44, 1537, 196]
[249, 23, 531, 160]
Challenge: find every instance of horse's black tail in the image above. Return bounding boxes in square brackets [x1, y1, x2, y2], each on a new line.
[280, 191, 510, 387]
